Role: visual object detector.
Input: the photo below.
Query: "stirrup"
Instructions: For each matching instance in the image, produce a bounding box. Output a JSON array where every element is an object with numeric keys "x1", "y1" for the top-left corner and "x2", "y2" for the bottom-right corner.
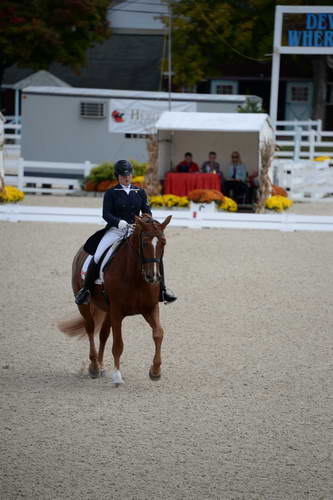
[
  {"x1": 75, "y1": 288, "x2": 91, "y2": 305},
  {"x1": 162, "y1": 289, "x2": 177, "y2": 305}
]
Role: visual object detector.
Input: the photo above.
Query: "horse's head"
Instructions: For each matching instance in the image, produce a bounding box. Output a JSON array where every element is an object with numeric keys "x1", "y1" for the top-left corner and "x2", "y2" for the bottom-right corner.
[{"x1": 134, "y1": 214, "x2": 172, "y2": 284}]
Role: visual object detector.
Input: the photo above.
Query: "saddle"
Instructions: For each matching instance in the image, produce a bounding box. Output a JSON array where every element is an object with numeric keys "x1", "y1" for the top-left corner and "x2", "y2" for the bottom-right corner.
[{"x1": 81, "y1": 236, "x2": 127, "y2": 284}]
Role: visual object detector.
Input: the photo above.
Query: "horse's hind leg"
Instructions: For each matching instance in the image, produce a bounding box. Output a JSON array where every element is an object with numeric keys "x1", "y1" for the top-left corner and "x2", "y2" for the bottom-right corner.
[
  {"x1": 143, "y1": 305, "x2": 164, "y2": 380},
  {"x1": 98, "y1": 313, "x2": 111, "y2": 375},
  {"x1": 79, "y1": 305, "x2": 101, "y2": 378}
]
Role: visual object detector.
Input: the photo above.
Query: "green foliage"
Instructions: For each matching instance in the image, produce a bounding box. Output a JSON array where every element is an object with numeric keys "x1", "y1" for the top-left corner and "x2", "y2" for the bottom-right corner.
[
  {"x1": 84, "y1": 161, "x2": 148, "y2": 185},
  {"x1": 86, "y1": 163, "x2": 115, "y2": 185},
  {"x1": 129, "y1": 159, "x2": 148, "y2": 177},
  {"x1": 0, "y1": 0, "x2": 111, "y2": 76},
  {"x1": 238, "y1": 98, "x2": 265, "y2": 113},
  {"x1": 166, "y1": 0, "x2": 333, "y2": 89}
]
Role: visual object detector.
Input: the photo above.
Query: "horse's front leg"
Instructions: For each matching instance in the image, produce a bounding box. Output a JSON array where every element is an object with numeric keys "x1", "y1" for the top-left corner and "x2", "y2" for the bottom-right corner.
[
  {"x1": 98, "y1": 313, "x2": 111, "y2": 376},
  {"x1": 143, "y1": 305, "x2": 164, "y2": 380},
  {"x1": 110, "y1": 310, "x2": 124, "y2": 385},
  {"x1": 79, "y1": 304, "x2": 101, "y2": 378}
]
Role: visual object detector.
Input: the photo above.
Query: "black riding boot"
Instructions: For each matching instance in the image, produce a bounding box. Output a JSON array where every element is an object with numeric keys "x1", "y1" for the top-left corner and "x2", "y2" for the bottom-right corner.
[
  {"x1": 159, "y1": 259, "x2": 177, "y2": 304},
  {"x1": 75, "y1": 258, "x2": 99, "y2": 305}
]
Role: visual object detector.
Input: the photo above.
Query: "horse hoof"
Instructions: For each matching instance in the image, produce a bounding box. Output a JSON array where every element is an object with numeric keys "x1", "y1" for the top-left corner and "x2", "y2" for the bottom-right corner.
[
  {"x1": 111, "y1": 369, "x2": 124, "y2": 385},
  {"x1": 149, "y1": 368, "x2": 161, "y2": 381},
  {"x1": 88, "y1": 365, "x2": 101, "y2": 379}
]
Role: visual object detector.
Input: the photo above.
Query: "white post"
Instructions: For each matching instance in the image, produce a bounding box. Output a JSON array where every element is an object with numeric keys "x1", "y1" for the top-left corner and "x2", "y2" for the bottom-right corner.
[
  {"x1": 15, "y1": 90, "x2": 20, "y2": 141},
  {"x1": 0, "y1": 113, "x2": 4, "y2": 184},
  {"x1": 293, "y1": 127, "x2": 302, "y2": 162},
  {"x1": 17, "y1": 157, "x2": 24, "y2": 191},
  {"x1": 269, "y1": 6, "x2": 282, "y2": 126},
  {"x1": 309, "y1": 130, "x2": 315, "y2": 160},
  {"x1": 270, "y1": 52, "x2": 280, "y2": 127},
  {"x1": 84, "y1": 161, "x2": 91, "y2": 177}
]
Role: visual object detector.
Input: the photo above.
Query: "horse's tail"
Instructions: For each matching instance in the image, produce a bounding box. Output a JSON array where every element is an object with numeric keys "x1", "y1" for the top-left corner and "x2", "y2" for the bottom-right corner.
[{"x1": 57, "y1": 305, "x2": 106, "y2": 338}]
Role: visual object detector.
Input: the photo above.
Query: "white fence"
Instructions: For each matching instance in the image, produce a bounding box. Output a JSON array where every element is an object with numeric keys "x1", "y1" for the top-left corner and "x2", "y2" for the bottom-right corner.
[
  {"x1": 4, "y1": 159, "x2": 95, "y2": 194},
  {"x1": 275, "y1": 120, "x2": 333, "y2": 162},
  {"x1": 1, "y1": 204, "x2": 333, "y2": 232},
  {"x1": 4, "y1": 116, "x2": 22, "y2": 163},
  {"x1": 273, "y1": 158, "x2": 333, "y2": 201}
]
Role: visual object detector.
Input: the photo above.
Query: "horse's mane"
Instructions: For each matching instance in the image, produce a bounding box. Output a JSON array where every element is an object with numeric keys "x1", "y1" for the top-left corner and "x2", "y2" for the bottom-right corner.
[{"x1": 132, "y1": 215, "x2": 163, "y2": 237}]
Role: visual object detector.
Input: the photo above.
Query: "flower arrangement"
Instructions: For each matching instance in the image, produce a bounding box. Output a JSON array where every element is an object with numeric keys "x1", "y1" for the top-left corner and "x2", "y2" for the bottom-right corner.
[
  {"x1": 0, "y1": 185, "x2": 24, "y2": 203},
  {"x1": 314, "y1": 156, "x2": 331, "y2": 162},
  {"x1": 218, "y1": 196, "x2": 238, "y2": 212},
  {"x1": 271, "y1": 185, "x2": 288, "y2": 197},
  {"x1": 187, "y1": 189, "x2": 224, "y2": 204},
  {"x1": 132, "y1": 176, "x2": 145, "y2": 187},
  {"x1": 82, "y1": 161, "x2": 148, "y2": 191},
  {"x1": 265, "y1": 195, "x2": 293, "y2": 212},
  {"x1": 149, "y1": 194, "x2": 189, "y2": 208}
]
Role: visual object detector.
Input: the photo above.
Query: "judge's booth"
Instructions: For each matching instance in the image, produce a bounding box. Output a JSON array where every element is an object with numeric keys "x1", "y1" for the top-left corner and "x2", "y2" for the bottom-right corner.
[{"x1": 156, "y1": 112, "x2": 274, "y2": 195}]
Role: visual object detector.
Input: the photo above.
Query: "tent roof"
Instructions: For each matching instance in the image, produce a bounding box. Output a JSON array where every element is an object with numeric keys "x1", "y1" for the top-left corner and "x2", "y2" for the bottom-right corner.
[
  {"x1": 13, "y1": 70, "x2": 71, "y2": 90},
  {"x1": 156, "y1": 111, "x2": 272, "y2": 133},
  {"x1": 22, "y1": 86, "x2": 255, "y2": 103}
]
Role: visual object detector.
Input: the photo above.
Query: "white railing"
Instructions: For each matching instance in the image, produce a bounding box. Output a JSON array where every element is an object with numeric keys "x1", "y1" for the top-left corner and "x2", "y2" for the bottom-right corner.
[
  {"x1": 275, "y1": 120, "x2": 333, "y2": 162},
  {"x1": 2, "y1": 204, "x2": 333, "y2": 232},
  {"x1": 273, "y1": 158, "x2": 333, "y2": 202},
  {"x1": 4, "y1": 117, "x2": 21, "y2": 145},
  {"x1": 4, "y1": 158, "x2": 95, "y2": 194}
]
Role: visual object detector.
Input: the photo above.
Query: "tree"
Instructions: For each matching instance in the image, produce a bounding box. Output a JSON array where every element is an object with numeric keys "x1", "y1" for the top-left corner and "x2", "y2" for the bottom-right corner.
[
  {"x1": 0, "y1": 0, "x2": 111, "y2": 91},
  {"x1": 166, "y1": 0, "x2": 332, "y2": 122},
  {"x1": 0, "y1": 0, "x2": 111, "y2": 190}
]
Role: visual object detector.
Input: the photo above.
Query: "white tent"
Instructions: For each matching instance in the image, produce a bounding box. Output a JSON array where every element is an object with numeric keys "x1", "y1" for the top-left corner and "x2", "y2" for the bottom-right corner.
[{"x1": 156, "y1": 111, "x2": 274, "y2": 178}]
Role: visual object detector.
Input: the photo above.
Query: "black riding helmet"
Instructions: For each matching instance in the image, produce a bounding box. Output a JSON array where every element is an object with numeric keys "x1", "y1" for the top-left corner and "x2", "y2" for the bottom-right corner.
[{"x1": 114, "y1": 160, "x2": 133, "y2": 177}]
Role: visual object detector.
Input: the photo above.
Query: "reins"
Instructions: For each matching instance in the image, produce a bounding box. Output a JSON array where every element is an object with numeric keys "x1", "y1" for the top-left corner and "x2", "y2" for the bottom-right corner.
[{"x1": 126, "y1": 224, "x2": 164, "y2": 281}]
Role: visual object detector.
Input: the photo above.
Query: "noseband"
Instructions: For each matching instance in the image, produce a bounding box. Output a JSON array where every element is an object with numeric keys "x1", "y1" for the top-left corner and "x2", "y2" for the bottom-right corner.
[{"x1": 139, "y1": 231, "x2": 163, "y2": 265}]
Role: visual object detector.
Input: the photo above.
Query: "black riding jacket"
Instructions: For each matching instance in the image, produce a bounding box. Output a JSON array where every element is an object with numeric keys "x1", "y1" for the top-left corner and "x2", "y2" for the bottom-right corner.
[{"x1": 103, "y1": 184, "x2": 152, "y2": 228}]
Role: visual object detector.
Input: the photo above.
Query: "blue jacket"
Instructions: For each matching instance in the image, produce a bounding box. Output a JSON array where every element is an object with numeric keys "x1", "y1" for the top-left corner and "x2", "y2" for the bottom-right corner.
[
  {"x1": 103, "y1": 184, "x2": 152, "y2": 228},
  {"x1": 84, "y1": 184, "x2": 152, "y2": 255}
]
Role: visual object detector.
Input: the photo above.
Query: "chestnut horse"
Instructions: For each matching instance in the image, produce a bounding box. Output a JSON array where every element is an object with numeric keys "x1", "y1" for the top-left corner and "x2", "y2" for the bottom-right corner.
[{"x1": 58, "y1": 214, "x2": 172, "y2": 384}]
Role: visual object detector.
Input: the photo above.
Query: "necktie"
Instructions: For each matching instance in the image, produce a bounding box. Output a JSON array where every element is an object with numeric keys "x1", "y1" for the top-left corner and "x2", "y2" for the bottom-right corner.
[{"x1": 233, "y1": 166, "x2": 237, "y2": 179}]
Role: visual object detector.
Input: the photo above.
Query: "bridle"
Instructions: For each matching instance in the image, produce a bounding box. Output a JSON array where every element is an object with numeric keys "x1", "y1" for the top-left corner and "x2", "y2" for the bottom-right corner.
[{"x1": 127, "y1": 225, "x2": 165, "y2": 283}]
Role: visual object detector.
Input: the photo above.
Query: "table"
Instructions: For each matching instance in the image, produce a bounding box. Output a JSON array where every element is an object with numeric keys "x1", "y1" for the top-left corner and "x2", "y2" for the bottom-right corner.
[{"x1": 164, "y1": 173, "x2": 221, "y2": 197}]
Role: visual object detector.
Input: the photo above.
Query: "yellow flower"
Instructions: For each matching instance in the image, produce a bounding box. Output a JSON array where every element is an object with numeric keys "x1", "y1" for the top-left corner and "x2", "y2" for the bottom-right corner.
[
  {"x1": 314, "y1": 156, "x2": 331, "y2": 162},
  {"x1": 149, "y1": 195, "x2": 164, "y2": 207},
  {"x1": 132, "y1": 176, "x2": 145, "y2": 185},
  {"x1": 0, "y1": 186, "x2": 25, "y2": 203},
  {"x1": 149, "y1": 194, "x2": 189, "y2": 208},
  {"x1": 218, "y1": 196, "x2": 238, "y2": 212},
  {"x1": 178, "y1": 196, "x2": 189, "y2": 207},
  {"x1": 265, "y1": 195, "x2": 293, "y2": 211}
]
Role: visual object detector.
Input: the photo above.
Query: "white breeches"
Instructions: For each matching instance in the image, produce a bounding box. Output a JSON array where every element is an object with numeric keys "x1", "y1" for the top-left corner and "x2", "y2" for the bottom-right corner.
[{"x1": 94, "y1": 227, "x2": 126, "y2": 263}]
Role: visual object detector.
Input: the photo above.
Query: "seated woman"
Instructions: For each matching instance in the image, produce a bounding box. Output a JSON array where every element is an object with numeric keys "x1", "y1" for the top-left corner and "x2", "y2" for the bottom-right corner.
[
  {"x1": 75, "y1": 160, "x2": 177, "y2": 305},
  {"x1": 176, "y1": 152, "x2": 199, "y2": 173}
]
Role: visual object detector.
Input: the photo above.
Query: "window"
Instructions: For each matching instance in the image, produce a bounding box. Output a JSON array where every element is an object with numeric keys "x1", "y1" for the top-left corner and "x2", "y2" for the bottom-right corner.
[
  {"x1": 211, "y1": 80, "x2": 238, "y2": 94},
  {"x1": 80, "y1": 101, "x2": 106, "y2": 119},
  {"x1": 291, "y1": 86, "x2": 309, "y2": 102}
]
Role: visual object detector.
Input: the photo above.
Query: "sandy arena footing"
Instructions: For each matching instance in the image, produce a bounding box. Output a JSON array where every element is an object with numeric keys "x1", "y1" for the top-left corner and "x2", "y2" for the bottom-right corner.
[{"x1": 0, "y1": 197, "x2": 332, "y2": 499}]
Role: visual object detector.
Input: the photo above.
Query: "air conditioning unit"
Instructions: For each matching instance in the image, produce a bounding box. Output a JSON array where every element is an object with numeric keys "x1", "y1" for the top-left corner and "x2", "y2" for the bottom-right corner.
[{"x1": 80, "y1": 101, "x2": 106, "y2": 119}]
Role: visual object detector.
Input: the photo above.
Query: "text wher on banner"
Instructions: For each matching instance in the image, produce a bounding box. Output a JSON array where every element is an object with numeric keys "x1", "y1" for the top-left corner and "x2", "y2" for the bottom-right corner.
[
  {"x1": 282, "y1": 12, "x2": 333, "y2": 48},
  {"x1": 109, "y1": 99, "x2": 196, "y2": 134}
]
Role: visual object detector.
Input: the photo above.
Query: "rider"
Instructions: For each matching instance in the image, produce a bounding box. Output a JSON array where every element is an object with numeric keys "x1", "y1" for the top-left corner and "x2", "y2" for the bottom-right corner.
[{"x1": 75, "y1": 159, "x2": 177, "y2": 305}]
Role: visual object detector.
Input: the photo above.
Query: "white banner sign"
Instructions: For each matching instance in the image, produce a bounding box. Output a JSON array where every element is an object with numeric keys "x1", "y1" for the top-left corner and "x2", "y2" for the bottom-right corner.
[{"x1": 109, "y1": 99, "x2": 196, "y2": 134}]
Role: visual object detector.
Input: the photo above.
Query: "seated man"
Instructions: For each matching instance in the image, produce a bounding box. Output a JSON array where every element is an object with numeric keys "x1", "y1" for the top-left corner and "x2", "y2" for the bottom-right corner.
[
  {"x1": 224, "y1": 151, "x2": 249, "y2": 203},
  {"x1": 201, "y1": 151, "x2": 221, "y2": 174},
  {"x1": 201, "y1": 151, "x2": 224, "y2": 191},
  {"x1": 176, "y1": 152, "x2": 199, "y2": 173}
]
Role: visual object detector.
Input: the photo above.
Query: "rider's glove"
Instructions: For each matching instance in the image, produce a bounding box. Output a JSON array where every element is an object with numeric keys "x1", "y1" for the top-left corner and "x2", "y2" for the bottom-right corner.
[{"x1": 118, "y1": 220, "x2": 128, "y2": 230}]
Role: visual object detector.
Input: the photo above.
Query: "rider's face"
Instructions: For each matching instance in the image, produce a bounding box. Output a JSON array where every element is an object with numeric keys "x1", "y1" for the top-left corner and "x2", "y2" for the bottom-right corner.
[{"x1": 119, "y1": 174, "x2": 132, "y2": 186}]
